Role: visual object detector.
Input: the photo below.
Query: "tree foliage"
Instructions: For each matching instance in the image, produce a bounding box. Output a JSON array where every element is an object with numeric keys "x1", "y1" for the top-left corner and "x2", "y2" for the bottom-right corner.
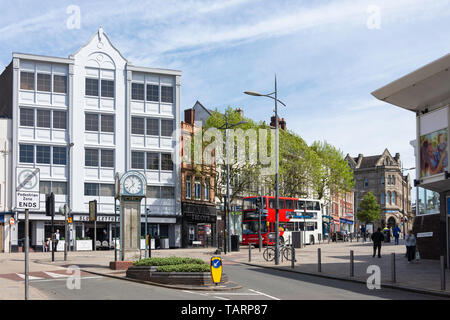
[{"x1": 356, "y1": 192, "x2": 381, "y2": 223}]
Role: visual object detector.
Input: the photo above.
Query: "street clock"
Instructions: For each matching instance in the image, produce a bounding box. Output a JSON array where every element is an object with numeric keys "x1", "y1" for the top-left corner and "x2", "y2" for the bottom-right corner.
[{"x1": 115, "y1": 171, "x2": 147, "y2": 198}]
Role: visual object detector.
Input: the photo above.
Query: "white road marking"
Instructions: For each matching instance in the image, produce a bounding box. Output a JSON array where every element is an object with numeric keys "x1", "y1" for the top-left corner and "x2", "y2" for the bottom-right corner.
[
  {"x1": 44, "y1": 271, "x2": 69, "y2": 278},
  {"x1": 28, "y1": 276, "x2": 102, "y2": 283},
  {"x1": 16, "y1": 273, "x2": 44, "y2": 280},
  {"x1": 248, "y1": 289, "x2": 280, "y2": 300}
]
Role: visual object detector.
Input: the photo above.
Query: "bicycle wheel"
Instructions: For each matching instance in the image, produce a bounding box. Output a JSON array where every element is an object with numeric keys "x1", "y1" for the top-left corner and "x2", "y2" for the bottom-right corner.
[
  {"x1": 283, "y1": 247, "x2": 292, "y2": 261},
  {"x1": 263, "y1": 247, "x2": 275, "y2": 261}
]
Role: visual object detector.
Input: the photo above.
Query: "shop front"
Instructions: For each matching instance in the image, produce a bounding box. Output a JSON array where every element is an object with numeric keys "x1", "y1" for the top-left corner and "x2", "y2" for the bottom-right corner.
[
  {"x1": 181, "y1": 202, "x2": 216, "y2": 248},
  {"x1": 372, "y1": 52, "x2": 450, "y2": 261}
]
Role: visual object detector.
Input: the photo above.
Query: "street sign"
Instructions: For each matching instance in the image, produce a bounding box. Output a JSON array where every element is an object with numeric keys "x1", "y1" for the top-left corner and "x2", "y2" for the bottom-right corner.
[
  {"x1": 68, "y1": 217, "x2": 72, "y2": 224},
  {"x1": 89, "y1": 200, "x2": 97, "y2": 221},
  {"x1": 17, "y1": 192, "x2": 40, "y2": 210},
  {"x1": 16, "y1": 168, "x2": 40, "y2": 210},
  {"x1": 9, "y1": 217, "x2": 15, "y2": 226},
  {"x1": 210, "y1": 256, "x2": 223, "y2": 285}
]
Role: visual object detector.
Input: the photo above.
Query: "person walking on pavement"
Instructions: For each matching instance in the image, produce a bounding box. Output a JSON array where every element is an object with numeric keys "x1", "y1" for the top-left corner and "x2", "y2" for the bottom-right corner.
[
  {"x1": 53, "y1": 229, "x2": 60, "y2": 252},
  {"x1": 371, "y1": 227, "x2": 385, "y2": 258},
  {"x1": 382, "y1": 225, "x2": 390, "y2": 243},
  {"x1": 361, "y1": 225, "x2": 367, "y2": 243},
  {"x1": 393, "y1": 224, "x2": 401, "y2": 245},
  {"x1": 154, "y1": 232, "x2": 160, "y2": 249},
  {"x1": 405, "y1": 230, "x2": 417, "y2": 263}
]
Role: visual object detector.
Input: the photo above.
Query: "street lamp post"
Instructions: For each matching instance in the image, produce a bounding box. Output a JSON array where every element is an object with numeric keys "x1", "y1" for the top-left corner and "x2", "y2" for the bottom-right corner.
[
  {"x1": 244, "y1": 75, "x2": 286, "y2": 265},
  {"x1": 401, "y1": 166, "x2": 415, "y2": 238}
]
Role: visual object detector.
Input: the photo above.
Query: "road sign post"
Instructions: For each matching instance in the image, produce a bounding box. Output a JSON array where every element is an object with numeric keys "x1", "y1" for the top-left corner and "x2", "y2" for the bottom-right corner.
[
  {"x1": 46, "y1": 193, "x2": 55, "y2": 261},
  {"x1": 16, "y1": 168, "x2": 40, "y2": 298},
  {"x1": 89, "y1": 200, "x2": 97, "y2": 251},
  {"x1": 210, "y1": 256, "x2": 223, "y2": 286}
]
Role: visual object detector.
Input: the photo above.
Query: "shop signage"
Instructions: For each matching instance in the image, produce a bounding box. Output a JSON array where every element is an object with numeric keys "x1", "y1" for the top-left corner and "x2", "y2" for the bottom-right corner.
[
  {"x1": 75, "y1": 215, "x2": 120, "y2": 222},
  {"x1": 417, "y1": 232, "x2": 433, "y2": 238}
]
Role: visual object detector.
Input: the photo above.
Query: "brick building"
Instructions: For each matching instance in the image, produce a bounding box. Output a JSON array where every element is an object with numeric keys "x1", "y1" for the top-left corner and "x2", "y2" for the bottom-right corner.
[
  {"x1": 180, "y1": 107, "x2": 217, "y2": 248},
  {"x1": 346, "y1": 149, "x2": 413, "y2": 232}
]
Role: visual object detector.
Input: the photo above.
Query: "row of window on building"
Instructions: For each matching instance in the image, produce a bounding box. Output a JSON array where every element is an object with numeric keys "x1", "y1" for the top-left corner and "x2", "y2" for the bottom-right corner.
[
  {"x1": 19, "y1": 108, "x2": 175, "y2": 137},
  {"x1": 37, "y1": 181, "x2": 175, "y2": 199},
  {"x1": 185, "y1": 176, "x2": 211, "y2": 201},
  {"x1": 380, "y1": 191, "x2": 398, "y2": 205},
  {"x1": 19, "y1": 71, "x2": 175, "y2": 104},
  {"x1": 20, "y1": 71, "x2": 67, "y2": 93},
  {"x1": 19, "y1": 143, "x2": 175, "y2": 172},
  {"x1": 363, "y1": 175, "x2": 399, "y2": 187}
]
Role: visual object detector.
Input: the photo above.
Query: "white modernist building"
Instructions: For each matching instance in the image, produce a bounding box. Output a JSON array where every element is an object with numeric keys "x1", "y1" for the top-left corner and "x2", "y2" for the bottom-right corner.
[{"x1": 0, "y1": 28, "x2": 182, "y2": 251}]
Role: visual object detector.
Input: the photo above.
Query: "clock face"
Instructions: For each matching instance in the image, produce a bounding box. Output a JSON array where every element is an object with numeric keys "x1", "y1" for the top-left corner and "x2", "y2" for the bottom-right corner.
[{"x1": 123, "y1": 175, "x2": 142, "y2": 195}]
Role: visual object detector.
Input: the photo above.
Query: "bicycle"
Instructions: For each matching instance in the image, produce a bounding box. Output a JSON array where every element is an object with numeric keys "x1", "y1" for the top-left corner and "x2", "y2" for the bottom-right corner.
[{"x1": 263, "y1": 244, "x2": 294, "y2": 262}]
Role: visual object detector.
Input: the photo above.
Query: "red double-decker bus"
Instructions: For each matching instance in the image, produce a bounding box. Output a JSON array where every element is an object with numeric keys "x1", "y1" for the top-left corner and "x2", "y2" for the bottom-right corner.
[{"x1": 241, "y1": 196, "x2": 294, "y2": 246}]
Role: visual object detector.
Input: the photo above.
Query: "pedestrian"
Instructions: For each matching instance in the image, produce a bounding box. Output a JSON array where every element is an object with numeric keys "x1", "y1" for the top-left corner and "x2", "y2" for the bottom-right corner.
[
  {"x1": 371, "y1": 227, "x2": 385, "y2": 258},
  {"x1": 53, "y1": 229, "x2": 60, "y2": 252},
  {"x1": 44, "y1": 238, "x2": 50, "y2": 252},
  {"x1": 393, "y1": 224, "x2": 401, "y2": 245},
  {"x1": 405, "y1": 230, "x2": 417, "y2": 263},
  {"x1": 383, "y1": 225, "x2": 390, "y2": 243},
  {"x1": 361, "y1": 225, "x2": 367, "y2": 243},
  {"x1": 154, "y1": 232, "x2": 160, "y2": 249}
]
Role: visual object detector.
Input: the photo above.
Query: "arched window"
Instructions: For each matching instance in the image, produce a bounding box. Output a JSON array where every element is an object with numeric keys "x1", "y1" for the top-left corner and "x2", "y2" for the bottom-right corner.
[
  {"x1": 387, "y1": 191, "x2": 391, "y2": 204},
  {"x1": 392, "y1": 192, "x2": 396, "y2": 205},
  {"x1": 392, "y1": 176, "x2": 396, "y2": 185}
]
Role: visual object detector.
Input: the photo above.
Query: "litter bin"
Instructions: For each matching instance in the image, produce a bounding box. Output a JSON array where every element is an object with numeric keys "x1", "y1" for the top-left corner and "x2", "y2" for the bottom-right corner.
[
  {"x1": 231, "y1": 235, "x2": 240, "y2": 252},
  {"x1": 291, "y1": 231, "x2": 301, "y2": 248},
  {"x1": 384, "y1": 231, "x2": 390, "y2": 243}
]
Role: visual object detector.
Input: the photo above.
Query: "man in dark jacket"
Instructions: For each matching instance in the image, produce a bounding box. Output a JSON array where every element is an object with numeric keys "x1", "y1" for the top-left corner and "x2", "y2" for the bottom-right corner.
[{"x1": 371, "y1": 228, "x2": 385, "y2": 258}]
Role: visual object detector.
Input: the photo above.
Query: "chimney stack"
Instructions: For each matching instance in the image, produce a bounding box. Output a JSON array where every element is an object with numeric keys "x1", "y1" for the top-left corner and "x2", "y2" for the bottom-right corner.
[{"x1": 184, "y1": 108, "x2": 195, "y2": 125}]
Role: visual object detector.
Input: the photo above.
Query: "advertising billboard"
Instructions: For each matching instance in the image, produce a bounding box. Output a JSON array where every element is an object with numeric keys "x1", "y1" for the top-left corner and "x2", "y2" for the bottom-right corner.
[{"x1": 419, "y1": 127, "x2": 448, "y2": 178}]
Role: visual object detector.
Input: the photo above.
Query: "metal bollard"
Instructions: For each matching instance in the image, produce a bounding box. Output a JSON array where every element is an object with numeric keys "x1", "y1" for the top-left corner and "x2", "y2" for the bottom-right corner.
[
  {"x1": 318, "y1": 248, "x2": 322, "y2": 272},
  {"x1": 391, "y1": 253, "x2": 396, "y2": 283},
  {"x1": 441, "y1": 255, "x2": 446, "y2": 291},
  {"x1": 291, "y1": 246, "x2": 295, "y2": 269},
  {"x1": 248, "y1": 243, "x2": 252, "y2": 262},
  {"x1": 350, "y1": 250, "x2": 354, "y2": 277}
]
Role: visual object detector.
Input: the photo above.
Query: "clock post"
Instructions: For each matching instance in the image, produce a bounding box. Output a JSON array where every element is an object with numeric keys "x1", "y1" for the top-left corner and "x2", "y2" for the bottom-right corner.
[{"x1": 114, "y1": 171, "x2": 147, "y2": 263}]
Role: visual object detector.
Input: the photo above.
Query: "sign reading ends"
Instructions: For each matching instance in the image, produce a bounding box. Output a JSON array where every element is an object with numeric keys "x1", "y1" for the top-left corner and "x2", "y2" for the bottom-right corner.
[{"x1": 16, "y1": 168, "x2": 40, "y2": 210}]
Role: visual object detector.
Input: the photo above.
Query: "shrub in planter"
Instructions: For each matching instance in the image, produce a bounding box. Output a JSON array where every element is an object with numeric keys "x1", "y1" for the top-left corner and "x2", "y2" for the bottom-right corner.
[
  {"x1": 157, "y1": 264, "x2": 210, "y2": 273},
  {"x1": 133, "y1": 257, "x2": 206, "y2": 266}
]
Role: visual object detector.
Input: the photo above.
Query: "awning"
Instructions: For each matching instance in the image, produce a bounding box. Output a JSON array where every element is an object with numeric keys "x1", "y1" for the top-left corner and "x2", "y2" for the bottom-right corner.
[
  {"x1": 372, "y1": 53, "x2": 450, "y2": 113},
  {"x1": 340, "y1": 218, "x2": 354, "y2": 225}
]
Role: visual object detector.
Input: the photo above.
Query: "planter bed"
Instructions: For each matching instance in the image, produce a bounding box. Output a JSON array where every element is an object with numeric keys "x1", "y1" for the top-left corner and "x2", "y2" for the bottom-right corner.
[{"x1": 126, "y1": 266, "x2": 228, "y2": 286}]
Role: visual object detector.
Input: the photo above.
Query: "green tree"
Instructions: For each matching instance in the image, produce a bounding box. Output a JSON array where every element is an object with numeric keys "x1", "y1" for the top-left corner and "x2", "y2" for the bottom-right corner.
[
  {"x1": 356, "y1": 192, "x2": 381, "y2": 224},
  {"x1": 310, "y1": 141, "x2": 355, "y2": 201}
]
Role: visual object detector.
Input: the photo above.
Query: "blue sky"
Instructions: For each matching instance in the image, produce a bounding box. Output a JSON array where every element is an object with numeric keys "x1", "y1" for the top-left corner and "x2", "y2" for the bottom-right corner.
[{"x1": 1, "y1": 0, "x2": 450, "y2": 186}]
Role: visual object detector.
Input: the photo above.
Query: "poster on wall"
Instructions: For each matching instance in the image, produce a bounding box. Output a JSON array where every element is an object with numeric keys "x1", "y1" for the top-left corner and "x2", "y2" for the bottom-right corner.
[{"x1": 420, "y1": 127, "x2": 448, "y2": 178}]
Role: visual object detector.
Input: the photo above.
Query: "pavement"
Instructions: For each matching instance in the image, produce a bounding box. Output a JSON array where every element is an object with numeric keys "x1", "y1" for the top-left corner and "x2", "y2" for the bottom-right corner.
[{"x1": 1, "y1": 239, "x2": 449, "y2": 299}]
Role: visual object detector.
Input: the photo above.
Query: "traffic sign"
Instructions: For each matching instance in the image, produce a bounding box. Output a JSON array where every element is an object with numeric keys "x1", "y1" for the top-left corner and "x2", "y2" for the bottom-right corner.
[
  {"x1": 210, "y1": 256, "x2": 223, "y2": 285},
  {"x1": 16, "y1": 168, "x2": 40, "y2": 210},
  {"x1": 68, "y1": 217, "x2": 72, "y2": 224},
  {"x1": 9, "y1": 217, "x2": 15, "y2": 226}
]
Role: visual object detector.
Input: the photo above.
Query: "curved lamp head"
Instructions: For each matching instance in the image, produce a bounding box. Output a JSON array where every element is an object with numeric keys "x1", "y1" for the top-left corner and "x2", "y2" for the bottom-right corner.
[{"x1": 244, "y1": 91, "x2": 263, "y2": 97}]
